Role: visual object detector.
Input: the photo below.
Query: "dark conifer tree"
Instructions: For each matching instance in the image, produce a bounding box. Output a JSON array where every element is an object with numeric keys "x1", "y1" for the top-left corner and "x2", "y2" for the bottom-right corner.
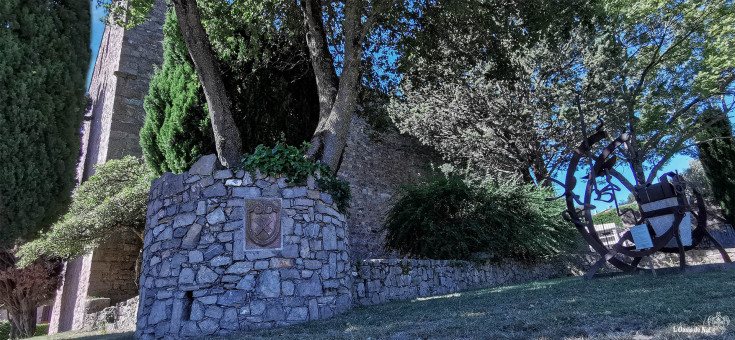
[
  {"x1": 697, "y1": 109, "x2": 735, "y2": 226},
  {"x1": 140, "y1": 9, "x2": 319, "y2": 176},
  {"x1": 0, "y1": 0, "x2": 90, "y2": 247}
]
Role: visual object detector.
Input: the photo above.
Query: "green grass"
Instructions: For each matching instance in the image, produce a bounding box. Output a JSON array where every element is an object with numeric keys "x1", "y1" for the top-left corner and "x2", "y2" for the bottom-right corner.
[
  {"x1": 222, "y1": 269, "x2": 735, "y2": 340},
  {"x1": 34, "y1": 269, "x2": 735, "y2": 340}
]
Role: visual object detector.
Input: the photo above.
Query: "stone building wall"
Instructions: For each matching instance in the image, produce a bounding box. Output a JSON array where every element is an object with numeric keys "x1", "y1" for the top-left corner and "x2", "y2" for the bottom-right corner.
[
  {"x1": 136, "y1": 155, "x2": 351, "y2": 339},
  {"x1": 50, "y1": 0, "x2": 166, "y2": 334},
  {"x1": 88, "y1": 231, "x2": 144, "y2": 304},
  {"x1": 338, "y1": 117, "x2": 441, "y2": 259}
]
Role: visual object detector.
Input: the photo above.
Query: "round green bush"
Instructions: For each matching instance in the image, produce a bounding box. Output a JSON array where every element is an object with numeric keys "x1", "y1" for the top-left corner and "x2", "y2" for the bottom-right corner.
[{"x1": 384, "y1": 176, "x2": 576, "y2": 262}]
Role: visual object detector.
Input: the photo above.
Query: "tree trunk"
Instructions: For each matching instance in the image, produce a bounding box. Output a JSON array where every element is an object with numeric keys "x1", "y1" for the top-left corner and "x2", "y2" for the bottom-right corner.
[
  {"x1": 172, "y1": 0, "x2": 243, "y2": 168},
  {"x1": 300, "y1": 0, "x2": 339, "y2": 126},
  {"x1": 301, "y1": 0, "x2": 366, "y2": 172},
  {"x1": 8, "y1": 302, "x2": 37, "y2": 339}
]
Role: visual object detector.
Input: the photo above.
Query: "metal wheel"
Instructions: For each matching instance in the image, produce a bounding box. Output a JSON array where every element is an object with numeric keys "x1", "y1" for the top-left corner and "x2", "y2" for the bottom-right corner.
[{"x1": 553, "y1": 130, "x2": 731, "y2": 277}]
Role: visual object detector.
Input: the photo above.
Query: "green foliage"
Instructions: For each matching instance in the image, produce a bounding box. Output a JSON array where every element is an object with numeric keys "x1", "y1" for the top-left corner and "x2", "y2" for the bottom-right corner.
[
  {"x1": 17, "y1": 157, "x2": 150, "y2": 266},
  {"x1": 591, "y1": 203, "x2": 638, "y2": 228},
  {"x1": 0, "y1": 0, "x2": 90, "y2": 247},
  {"x1": 0, "y1": 319, "x2": 47, "y2": 339},
  {"x1": 550, "y1": 0, "x2": 735, "y2": 187},
  {"x1": 0, "y1": 320, "x2": 8, "y2": 340},
  {"x1": 383, "y1": 175, "x2": 576, "y2": 261},
  {"x1": 697, "y1": 110, "x2": 735, "y2": 225},
  {"x1": 239, "y1": 141, "x2": 351, "y2": 214},
  {"x1": 34, "y1": 323, "x2": 49, "y2": 336},
  {"x1": 682, "y1": 159, "x2": 714, "y2": 201},
  {"x1": 140, "y1": 8, "x2": 319, "y2": 176},
  {"x1": 141, "y1": 10, "x2": 213, "y2": 176}
]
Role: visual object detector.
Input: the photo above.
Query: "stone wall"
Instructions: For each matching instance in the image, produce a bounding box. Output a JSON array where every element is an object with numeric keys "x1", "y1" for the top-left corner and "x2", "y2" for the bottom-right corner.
[
  {"x1": 88, "y1": 230, "x2": 143, "y2": 304},
  {"x1": 82, "y1": 296, "x2": 139, "y2": 333},
  {"x1": 51, "y1": 0, "x2": 166, "y2": 334},
  {"x1": 338, "y1": 117, "x2": 441, "y2": 260},
  {"x1": 136, "y1": 155, "x2": 351, "y2": 339},
  {"x1": 351, "y1": 259, "x2": 562, "y2": 306}
]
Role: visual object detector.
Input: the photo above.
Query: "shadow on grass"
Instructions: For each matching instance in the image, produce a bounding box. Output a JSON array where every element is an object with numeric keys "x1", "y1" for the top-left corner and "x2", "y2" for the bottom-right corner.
[
  {"x1": 31, "y1": 331, "x2": 134, "y2": 340},
  {"x1": 34, "y1": 269, "x2": 735, "y2": 339}
]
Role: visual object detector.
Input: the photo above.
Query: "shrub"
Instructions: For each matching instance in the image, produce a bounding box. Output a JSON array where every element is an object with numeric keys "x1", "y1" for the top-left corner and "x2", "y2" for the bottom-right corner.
[
  {"x1": 383, "y1": 175, "x2": 576, "y2": 262},
  {"x1": 0, "y1": 320, "x2": 9, "y2": 340},
  {"x1": 591, "y1": 203, "x2": 638, "y2": 228},
  {"x1": 239, "y1": 141, "x2": 351, "y2": 214},
  {"x1": 34, "y1": 323, "x2": 49, "y2": 336}
]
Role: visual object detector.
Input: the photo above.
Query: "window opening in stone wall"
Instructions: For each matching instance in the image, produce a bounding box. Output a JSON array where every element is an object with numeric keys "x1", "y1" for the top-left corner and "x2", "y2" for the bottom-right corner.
[{"x1": 182, "y1": 291, "x2": 193, "y2": 321}]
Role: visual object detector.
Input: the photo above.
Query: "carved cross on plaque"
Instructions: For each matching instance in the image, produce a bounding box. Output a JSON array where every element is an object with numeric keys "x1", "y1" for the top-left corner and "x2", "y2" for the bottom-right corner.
[{"x1": 245, "y1": 199, "x2": 282, "y2": 249}]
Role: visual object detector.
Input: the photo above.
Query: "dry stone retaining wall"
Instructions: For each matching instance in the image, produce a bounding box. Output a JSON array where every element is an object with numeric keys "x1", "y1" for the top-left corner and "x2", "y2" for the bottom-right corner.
[
  {"x1": 136, "y1": 155, "x2": 351, "y2": 339},
  {"x1": 351, "y1": 259, "x2": 561, "y2": 306}
]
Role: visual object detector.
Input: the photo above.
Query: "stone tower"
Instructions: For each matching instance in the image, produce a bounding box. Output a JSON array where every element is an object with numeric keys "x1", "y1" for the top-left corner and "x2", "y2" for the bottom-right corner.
[
  {"x1": 48, "y1": 0, "x2": 438, "y2": 333},
  {"x1": 49, "y1": 1, "x2": 166, "y2": 333}
]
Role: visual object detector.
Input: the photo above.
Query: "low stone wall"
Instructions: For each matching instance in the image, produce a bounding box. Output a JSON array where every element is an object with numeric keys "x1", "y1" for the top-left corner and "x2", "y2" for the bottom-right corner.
[
  {"x1": 83, "y1": 296, "x2": 139, "y2": 333},
  {"x1": 136, "y1": 155, "x2": 351, "y2": 339},
  {"x1": 351, "y1": 259, "x2": 563, "y2": 306}
]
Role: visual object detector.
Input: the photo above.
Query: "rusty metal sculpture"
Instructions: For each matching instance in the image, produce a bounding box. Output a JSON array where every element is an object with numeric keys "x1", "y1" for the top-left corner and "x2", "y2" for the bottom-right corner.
[{"x1": 551, "y1": 130, "x2": 732, "y2": 278}]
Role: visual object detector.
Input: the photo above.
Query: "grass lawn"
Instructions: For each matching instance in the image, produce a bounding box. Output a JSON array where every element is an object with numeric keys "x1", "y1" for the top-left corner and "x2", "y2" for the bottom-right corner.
[{"x1": 36, "y1": 268, "x2": 735, "y2": 340}]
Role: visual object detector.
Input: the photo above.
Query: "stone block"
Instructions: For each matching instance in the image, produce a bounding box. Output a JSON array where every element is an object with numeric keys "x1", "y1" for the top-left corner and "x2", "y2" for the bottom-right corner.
[
  {"x1": 204, "y1": 305, "x2": 223, "y2": 319},
  {"x1": 203, "y1": 183, "x2": 227, "y2": 198},
  {"x1": 236, "y1": 275, "x2": 256, "y2": 291},
  {"x1": 189, "y1": 250, "x2": 203, "y2": 263},
  {"x1": 233, "y1": 187, "x2": 261, "y2": 198},
  {"x1": 189, "y1": 154, "x2": 218, "y2": 176},
  {"x1": 206, "y1": 208, "x2": 226, "y2": 225},
  {"x1": 196, "y1": 267, "x2": 218, "y2": 284},
  {"x1": 264, "y1": 303, "x2": 285, "y2": 322},
  {"x1": 214, "y1": 169, "x2": 233, "y2": 179},
  {"x1": 198, "y1": 318, "x2": 219, "y2": 335},
  {"x1": 256, "y1": 270, "x2": 281, "y2": 298},
  {"x1": 181, "y1": 224, "x2": 202, "y2": 249},
  {"x1": 210, "y1": 256, "x2": 232, "y2": 267},
  {"x1": 148, "y1": 300, "x2": 167, "y2": 325},
  {"x1": 203, "y1": 244, "x2": 224, "y2": 260},
  {"x1": 179, "y1": 268, "x2": 195, "y2": 284},
  {"x1": 225, "y1": 262, "x2": 252, "y2": 274},
  {"x1": 296, "y1": 276, "x2": 322, "y2": 297},
  {"x1": 286, "y1": 307, "x2": 308, "y2": 321},
  {"x1": 218, "y1": 290, "x2": 243, "y2": 306},
  {"x1": 323, "y1": 225, "x2": 337, "y2": 250},
  {"x1": 174, "y1": 213, "x2": 196, "y2": 228},
  {"x1": 221, "y1": 308, "x2": 239, "y2": 330}
]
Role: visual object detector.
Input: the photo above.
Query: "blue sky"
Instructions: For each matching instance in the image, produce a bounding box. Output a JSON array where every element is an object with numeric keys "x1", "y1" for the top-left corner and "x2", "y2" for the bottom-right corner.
[
  {"x1": 85, "y1": 2, "x2": 106, "y2": 88},
  {"x1": 83, "y1": 1, "x2": 696, "y2": 206}
]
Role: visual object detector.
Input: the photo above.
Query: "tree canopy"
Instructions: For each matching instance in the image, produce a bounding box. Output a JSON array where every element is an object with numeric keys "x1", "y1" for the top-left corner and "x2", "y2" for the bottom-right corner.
[
  {"x1": 17, "y1": 157, "x2": 150, "y2": 266},
  {"x1": 565, "y1": 0, "x2": 735, "y2": 189},
  {"x1": 0, "y1": 0, "x2": 90, "y2": 247},
  {"x1": 140, "y1": 8, "x2": 319, "y2": 175}
]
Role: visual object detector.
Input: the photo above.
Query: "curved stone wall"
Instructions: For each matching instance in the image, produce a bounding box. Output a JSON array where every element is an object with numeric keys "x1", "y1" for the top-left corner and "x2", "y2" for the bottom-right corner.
[{"x1": 135, "y1": 155, "x2": 351, "y2": 339}]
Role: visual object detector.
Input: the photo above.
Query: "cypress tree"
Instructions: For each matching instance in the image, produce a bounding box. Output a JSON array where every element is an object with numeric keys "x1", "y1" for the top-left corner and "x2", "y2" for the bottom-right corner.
[
  {"x1": 697, "y1": 109, "x2": 735, "y2": 225},
  {"x1": 0, "y1": 0, "x2": 90, "y2": 246},
  {"x1": 140, "y1": 10, "x2": 319, "y2": 176}
]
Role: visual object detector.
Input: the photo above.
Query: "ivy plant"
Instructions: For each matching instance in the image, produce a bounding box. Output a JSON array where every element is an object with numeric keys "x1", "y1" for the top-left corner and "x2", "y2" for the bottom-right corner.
[{"x1": 239, "y1": 141, "x2": 351, "y2": 214}]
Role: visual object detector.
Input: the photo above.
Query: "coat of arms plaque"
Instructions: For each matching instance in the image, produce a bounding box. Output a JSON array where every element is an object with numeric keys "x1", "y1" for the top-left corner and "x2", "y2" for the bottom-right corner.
[{"x1": 244, "y1": 199, "x2": 281, "y2": 249}]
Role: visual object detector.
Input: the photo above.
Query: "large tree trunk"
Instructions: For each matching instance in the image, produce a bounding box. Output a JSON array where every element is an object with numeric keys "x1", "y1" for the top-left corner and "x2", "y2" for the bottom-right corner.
[
  {"x1": 172, "y1": 0, "x2": 243, "y2": 168},
  {"x1": 8, "y1": 302, "x2": 37, "y2": 339},
  {"x1": 301, "y1": 0, "x2": 366, "y2": 172}
]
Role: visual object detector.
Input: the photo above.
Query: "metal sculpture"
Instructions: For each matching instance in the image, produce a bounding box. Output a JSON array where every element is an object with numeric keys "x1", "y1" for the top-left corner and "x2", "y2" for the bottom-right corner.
[{"x1": 551, "y1": 130, "x2": 732, "y2": 278}]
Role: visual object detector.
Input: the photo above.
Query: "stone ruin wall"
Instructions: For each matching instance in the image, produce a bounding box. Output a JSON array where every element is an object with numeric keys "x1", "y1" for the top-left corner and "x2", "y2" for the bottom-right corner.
[
  {"x1": 338, "y1": 117, "x2": 442, "y2": 259},
  {"x1": 50, "y1": 0, "x2": 166, "y2": 334},
  {"x1": 87, "y1": 231, "x2": 144, "y2": 303},
  {"x1": 136, "y1": 155, "x2": 351, "y2": 339}
]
